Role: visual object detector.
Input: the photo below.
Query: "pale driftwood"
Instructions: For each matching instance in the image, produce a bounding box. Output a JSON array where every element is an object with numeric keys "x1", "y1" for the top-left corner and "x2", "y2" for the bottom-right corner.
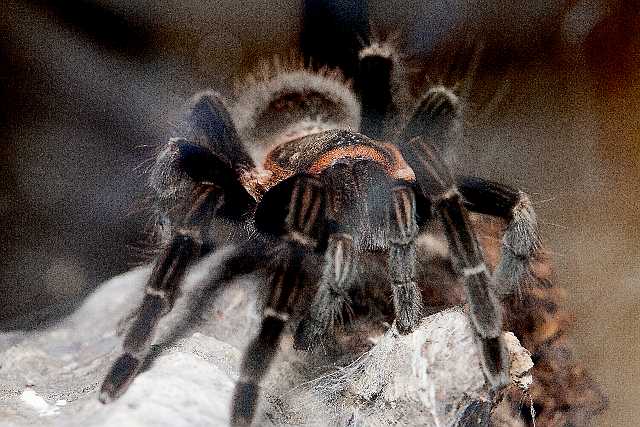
[{"x1": 0, "y1": 249, "x2": 532, "y2": 426}]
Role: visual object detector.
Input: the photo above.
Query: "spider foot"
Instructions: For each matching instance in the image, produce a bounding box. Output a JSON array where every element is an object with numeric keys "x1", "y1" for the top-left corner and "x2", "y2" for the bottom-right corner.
[
  {"x1": 402, "y1": 85, "x2": 462, "y2": 145},
  {"x1": 230, "y1": 382, "x2": 260, "y2": 426},
  {"x1": 394, "y1": 302, "x2": 423, "y2": 335},
  {"x1": 493, "y1": 252, "x2": 533, "y2": 296},
  {"x1": 293, "y1": 318, "x2": 324, "y2": 351},
  {"x1": 493, "y1": 192, "x2": 540, "y2": 296},
  {"x1": 392, "y1": 281, "x2": 424, "y2": 335},
  {"x1": 99, "y1": 353, "x2": 142, "y2": 403},
  {"x1": 477, "y1": 335, "x2": 510, "y2": 390},
  {"x1": 420, "y1": 86, "x2": 461, "y2": 123}
]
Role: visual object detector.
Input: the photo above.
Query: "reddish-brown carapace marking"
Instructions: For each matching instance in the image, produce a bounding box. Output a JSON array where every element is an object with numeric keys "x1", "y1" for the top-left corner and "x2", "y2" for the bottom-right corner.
[
  {"x1": 307, "y1": 145, "x2": 388, "y2": 174},
  {"x1": 257, "y1": 130, "x2": 416, "y2": 195}
]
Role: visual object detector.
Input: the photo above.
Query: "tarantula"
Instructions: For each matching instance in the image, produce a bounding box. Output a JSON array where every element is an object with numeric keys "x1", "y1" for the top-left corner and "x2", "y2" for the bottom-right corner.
[{"x1": 98, "y1": 42, "x2": 539, "y2": 425}]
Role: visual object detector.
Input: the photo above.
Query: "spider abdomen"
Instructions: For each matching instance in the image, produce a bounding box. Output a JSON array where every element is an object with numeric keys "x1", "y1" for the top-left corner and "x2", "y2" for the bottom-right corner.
[{"x1": 232, "y1": 68, "x2": 360, "y2": 150}]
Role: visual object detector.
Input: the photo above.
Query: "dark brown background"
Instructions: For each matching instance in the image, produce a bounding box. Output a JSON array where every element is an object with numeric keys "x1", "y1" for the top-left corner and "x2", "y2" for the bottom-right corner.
[{"x1": 1, "y1": 1, "x2": 638, "y2": 425}]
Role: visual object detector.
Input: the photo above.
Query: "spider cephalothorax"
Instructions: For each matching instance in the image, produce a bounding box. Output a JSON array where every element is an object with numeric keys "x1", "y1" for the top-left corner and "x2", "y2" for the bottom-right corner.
[{"x1": 99, "y1": 43, "x2": 541, "y2": 426}]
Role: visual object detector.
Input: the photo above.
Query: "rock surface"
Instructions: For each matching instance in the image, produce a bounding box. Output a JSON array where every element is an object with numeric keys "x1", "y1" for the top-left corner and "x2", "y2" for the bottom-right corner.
[{"x1": 0, "y1": 251, "x2": 532, "y2": 426}]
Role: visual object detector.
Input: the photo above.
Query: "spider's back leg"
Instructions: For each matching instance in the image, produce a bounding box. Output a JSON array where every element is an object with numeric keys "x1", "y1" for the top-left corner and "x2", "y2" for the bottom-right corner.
[
  {"x1": 356, "y1": 43, "x2": 395, "y2": 139},
  {"x1": 301, "y1": 0, "x2": 370, "y2": 79},
  {"x1": 398, "y1": 85, "x2": 463, "y2": 154},
  {"x1": 457, "y1": 176, "x2": 540, "y2": 296}
]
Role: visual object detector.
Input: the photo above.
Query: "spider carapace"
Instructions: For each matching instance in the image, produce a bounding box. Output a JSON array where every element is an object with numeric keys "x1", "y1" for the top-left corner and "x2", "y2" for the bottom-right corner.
[
  {"x1": 99, "y1": 45, "x2": 542, "y2": 426},
  {"x1": 263, "y1": 129, "x2": 415, "y2": 186},
  {"x1": 254, "y1": 128, "x2": 421, "y2": 249}
]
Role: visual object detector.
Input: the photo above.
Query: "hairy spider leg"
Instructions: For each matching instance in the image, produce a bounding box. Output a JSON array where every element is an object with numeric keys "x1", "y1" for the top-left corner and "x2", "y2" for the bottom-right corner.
[
  {"x1": 388, "y1": 184, "x2": 424, "y2": 333},
  {"x1": 435, "y1": 185, "x2": 508, "y2": 388},
  {"x1": 396, "y1": 88, "x2": 508, "y2": 388},
  {"x1": 301, "y1": 0, "x2": 370, "y2": 80},
  {"x1": 293, "y1": 161, "x2": 371, "y2": 350},
  {"x1": 294, "y1": 154, "x2": 425, "y2": 347},
  {"x1": 188, "y1": 91, "x2": 256, "y2": 172},
  {"x1": 100, "y1": 184, "x2": 220, "y2": 402},
  {"x1": 301, "y1": 0, "x2": 398, "y2": 140},
  {"x1": 231, "y1": 175, "x2": 325, "y2": 426},
  {"x1": 403, "y1": 85, "x2": 540, "y2": 297},
  {"x1": 399, "y1": 85, "x2": 463, "y2": 153},
  {"x1": 100, "y1": 92, "x2": 257, "y2": 403},
  {"x1": 356, "y1": 44, "x2": 394, "y2": 139},
  {"x1": 456, "y1": 176, "x2": 540, "y2": 296}
]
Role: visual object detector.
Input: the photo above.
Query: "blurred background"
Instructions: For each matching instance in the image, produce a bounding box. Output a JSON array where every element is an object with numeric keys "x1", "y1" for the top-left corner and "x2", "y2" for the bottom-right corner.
[{"x1": 1, "y1": 0, "x2": 638, "y2": 425}]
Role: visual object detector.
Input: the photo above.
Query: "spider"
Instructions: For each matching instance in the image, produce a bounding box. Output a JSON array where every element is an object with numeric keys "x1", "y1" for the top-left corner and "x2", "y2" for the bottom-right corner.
[{"x1": 98, "y1": 41, "x2": 540, "y2": 426}]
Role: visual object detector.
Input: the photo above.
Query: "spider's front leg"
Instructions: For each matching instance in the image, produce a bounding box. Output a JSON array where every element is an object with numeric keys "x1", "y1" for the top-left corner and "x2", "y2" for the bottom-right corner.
[
  {"x1": 292, "y1": 233, "x2": 356, "y2": 350},
  {"x1": 397, "y1": 89, "x2": 508, "y2": 388},
  {"x1": 100, "y1": 92, "x2": 256, "y2": 403},
  {"x1": 388, "y1": 185, "x2": 425, "y2": 334},
  {"x1": 294, "y1": 162, "x2": 425, "y2": 345},
  {"x1": 231, "y1": 175, "x2": 324, "y2": 426}
]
